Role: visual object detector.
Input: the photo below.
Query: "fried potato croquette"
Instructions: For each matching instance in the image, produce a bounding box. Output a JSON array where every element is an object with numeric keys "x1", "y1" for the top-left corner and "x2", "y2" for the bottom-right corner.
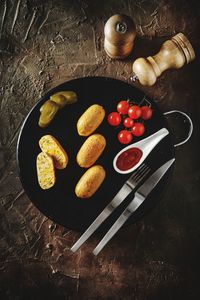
[
  {"x1": 75, "y1": 165, "x2": 106, "y2": 198},
  {"x1": 77, "y1": 104, "x2": 105, "y2": 136},
  {"x1": 36, "y1": 152, "x2": 55, "y2": 189},
  {"x1": 77, "y1": 134, "x2": 106, "y2": 168},
  {"x1": 39, "y1": 135, "x2": 68, "y2": 169}
]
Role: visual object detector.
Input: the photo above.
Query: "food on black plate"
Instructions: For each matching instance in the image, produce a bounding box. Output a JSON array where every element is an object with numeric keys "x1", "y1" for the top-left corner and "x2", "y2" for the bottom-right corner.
[
  {"x1": 141, "y1": 106, "x2": 153, "y2": 120},
  {"x1": 75, "y1": 165, "x2": 106, "y2": 198},
  {"x1": 131, "y1": 122, "x2": 145, "y2": 136},
  {"x1": 77, "y1": 134, "x2": 106, "y2": 168},
  {"x1": 39, "y1": 100, "x2": 60, "y2": 128},
  {"x1": 107, "y1": 112, "x2": 122, "y2": 126},
  {"x1": 39, "y1": 135, "x2": 68, "y2": 169},
  {"x1": 77, "y1": 104, "x2": 105, "y2": 136},
  {"x1": 128, "y1": 105, "x2": 142, "y2": 119},
  {"x1": 118, "y1": 130, "x2": 133, "y2": 144},
  {"x1": 107, "y1": 99, "x2": 153, "y2": 144},
  {"x1": 39, "y1": 91, "x2": 77, "y2": 127},
  {"x1": 123, "y1": 117, "x2": 134, "y2": 128},
  {"x1": 36, "y1": 152, "x2": 56, "y2": 189},
  {"x1": 116, "y1": 147, "x2": 143, "y2": 171},
  {"x1": 50, "y1": 91, "x2": 77, "y2": 108},
  {"x1": 117, "y1": 100, "x2": 130, "y2": 114}
]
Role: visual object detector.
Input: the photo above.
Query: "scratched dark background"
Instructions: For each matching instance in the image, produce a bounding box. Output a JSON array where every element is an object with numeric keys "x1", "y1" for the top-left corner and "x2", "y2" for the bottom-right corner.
[{"x1": 0, "y1": 0, "x2": 200, "y2": 299}]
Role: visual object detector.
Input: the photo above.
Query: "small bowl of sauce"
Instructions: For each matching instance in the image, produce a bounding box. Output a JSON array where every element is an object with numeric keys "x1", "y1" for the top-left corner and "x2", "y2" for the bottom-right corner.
[{"x1": 113, "y1": 128, "x2": 169, "y2": 174}]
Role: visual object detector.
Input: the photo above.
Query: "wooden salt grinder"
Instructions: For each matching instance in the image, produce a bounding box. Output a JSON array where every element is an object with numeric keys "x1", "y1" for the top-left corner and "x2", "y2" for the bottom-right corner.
[
  {"x1": 132, "y1": 33, "x2": 195, "y2": 86},
  {"x1": 104, "y1": 14, "x2": 136, "y2": 59}
]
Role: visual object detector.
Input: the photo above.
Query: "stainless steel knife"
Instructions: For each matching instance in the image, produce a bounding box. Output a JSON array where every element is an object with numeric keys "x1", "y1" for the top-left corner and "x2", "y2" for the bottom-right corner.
[
  {"x1": 93, "y1": 158, "x2": 175, "y2": 255},
  {"x1": 71, "y1": 164, "x2": 150, "y2": 252}
]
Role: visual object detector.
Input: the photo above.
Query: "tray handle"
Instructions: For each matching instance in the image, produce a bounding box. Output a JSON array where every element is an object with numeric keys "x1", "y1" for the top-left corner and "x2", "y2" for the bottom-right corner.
[{"x1": 164, "y1": 110, "x2": 193, "y2": 147}]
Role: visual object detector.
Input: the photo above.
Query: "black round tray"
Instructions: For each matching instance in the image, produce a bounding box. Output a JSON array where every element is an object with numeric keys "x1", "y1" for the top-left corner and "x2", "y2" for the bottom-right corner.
[{"x1": 17, "y1": 77, "x2": 175, "y2": 232}]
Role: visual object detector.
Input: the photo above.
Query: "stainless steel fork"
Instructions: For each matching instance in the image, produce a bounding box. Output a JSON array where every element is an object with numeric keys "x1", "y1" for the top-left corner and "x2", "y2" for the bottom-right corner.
[{"x1": 71, "y1": 164, "x2": 151, "y2": 252}]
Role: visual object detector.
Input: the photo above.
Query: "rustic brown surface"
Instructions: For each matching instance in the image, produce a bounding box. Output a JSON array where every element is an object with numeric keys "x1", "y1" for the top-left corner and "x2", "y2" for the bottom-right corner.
[{"x1": 0, "y1": 0, "x2": 200, "y2": 299}]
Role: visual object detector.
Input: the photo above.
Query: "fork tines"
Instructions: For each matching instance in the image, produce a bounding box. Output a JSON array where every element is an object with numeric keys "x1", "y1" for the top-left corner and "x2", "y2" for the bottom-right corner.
[{"x1": 127, "y1": 164, "x2": 150, "y2": 189}]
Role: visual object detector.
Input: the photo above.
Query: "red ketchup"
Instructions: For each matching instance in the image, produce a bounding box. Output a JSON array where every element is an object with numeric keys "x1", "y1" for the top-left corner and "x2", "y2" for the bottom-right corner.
[{"x1": 116, "y1": 147, "x2": 143, "y2": 171}]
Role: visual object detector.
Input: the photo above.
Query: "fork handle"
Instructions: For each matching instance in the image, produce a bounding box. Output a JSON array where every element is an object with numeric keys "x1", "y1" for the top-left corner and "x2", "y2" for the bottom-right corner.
[
  {"x1": 93, "y1": 206, "x2": 133, "y2": 255},
  {"x1": 71, "y1": 206, "x2": 111, "y2": 252},
  {"x1": 71, "y1": 184, "x2": 132, "y2": 252}
]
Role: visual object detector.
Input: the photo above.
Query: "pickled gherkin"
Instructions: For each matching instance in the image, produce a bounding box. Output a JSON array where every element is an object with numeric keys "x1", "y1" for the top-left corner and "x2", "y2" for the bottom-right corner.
[
  {"x1": 39, "y1": 100, "x2": 59, "y2": 127},
  {"x1": 38, "y1": 91, "x2": 77, "y2": 127},
  {"x1": 50, "y1": 91, "x2": 77, "y2": 108}
]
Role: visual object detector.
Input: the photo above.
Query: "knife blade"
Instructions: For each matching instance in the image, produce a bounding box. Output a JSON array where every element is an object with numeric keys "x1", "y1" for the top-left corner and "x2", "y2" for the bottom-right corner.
[
  {"x1": 71, "y1": 164, "x2": 150, "y2": 253},
  {"x1": 93, "y1": 158, "x2": 175, "y2": 255}
]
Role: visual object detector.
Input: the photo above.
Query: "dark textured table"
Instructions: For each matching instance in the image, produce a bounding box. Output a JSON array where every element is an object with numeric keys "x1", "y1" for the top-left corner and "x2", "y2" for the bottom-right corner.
[{"x1": 0, "y1": 1, "x2": 200, "y2": 299}]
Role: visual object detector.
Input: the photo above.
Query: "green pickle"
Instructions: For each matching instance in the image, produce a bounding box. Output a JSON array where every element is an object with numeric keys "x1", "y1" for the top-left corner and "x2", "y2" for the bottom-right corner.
[
  {"x1": 39, "y1": 91, "x2": 77, "y2": 127},
  {"x1": 50, "y1": 91, "x2": 77, "y2": 108},
  {"x1": 39, "y1": 100, "x2": 59, "y2": 127}
]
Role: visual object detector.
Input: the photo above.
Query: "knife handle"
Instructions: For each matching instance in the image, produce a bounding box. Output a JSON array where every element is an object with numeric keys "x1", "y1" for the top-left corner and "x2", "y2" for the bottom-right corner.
[
  {"x1": 71, "y1": 206, "x2": 112, "y2": 252},
  {"x1": 93, "y1": 192, "x2": 145, "y2": 255},
  {"x1": 71, "y1": 184, "x2": 132, "y2": 252},
  {"x1": 93, "y1": 205, "x2": 133, "y2": 255}
]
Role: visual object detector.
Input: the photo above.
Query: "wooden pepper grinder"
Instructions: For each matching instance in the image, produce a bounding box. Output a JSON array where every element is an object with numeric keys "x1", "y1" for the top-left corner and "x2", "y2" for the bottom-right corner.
[
  {"x1": 132, "y1": 33, "x2": 195, "y2": 86},
  {"x1": 104, "y1": 14, "x2": 136, "y2": 59}
]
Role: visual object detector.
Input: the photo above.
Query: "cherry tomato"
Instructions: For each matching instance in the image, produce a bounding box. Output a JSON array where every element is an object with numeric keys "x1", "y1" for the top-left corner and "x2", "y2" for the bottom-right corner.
[
  {"x1": 118, "y1": 130, "x2": 133, "y2": 144},
  {"x1": 128, "y1": 105, "x2": 142, "y2": 119},
  {"x1": 117, "y1": 101, "x2": 130, "y2": 115},
  {"x1": 123, "y1": 117, "x2": 134, "y2": 128},
  {"x1": 131, "y1": 123, "x2": 145, "y2": 136},
  {"x1": 141, "y1": 106, "x2": 153, "y2": 120},
  {"x1": 107, "y1": 112, "x2": 122, "y2": 126}
]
